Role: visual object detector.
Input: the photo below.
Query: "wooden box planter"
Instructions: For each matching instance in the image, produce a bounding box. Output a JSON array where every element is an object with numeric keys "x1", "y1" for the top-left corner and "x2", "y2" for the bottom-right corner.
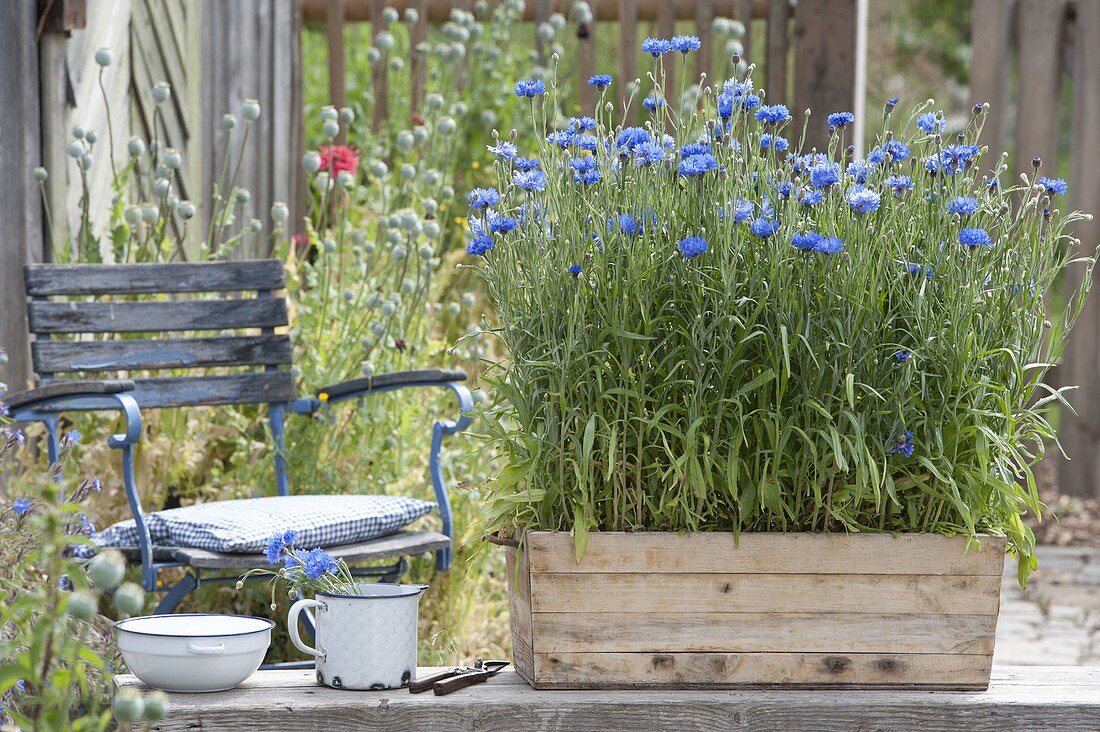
[{"x1": 505, "y1": 532, "x2": 1006, "y2": 690}]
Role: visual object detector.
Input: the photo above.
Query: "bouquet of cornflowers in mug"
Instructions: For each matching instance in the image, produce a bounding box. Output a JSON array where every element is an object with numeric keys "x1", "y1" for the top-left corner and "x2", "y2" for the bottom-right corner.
[
  {"x1": 469, "y1": 38, "x2": 1094, "y2": 584},
  {"x1": 239, "y1": 532, "x2": 359, "y2": 607}
]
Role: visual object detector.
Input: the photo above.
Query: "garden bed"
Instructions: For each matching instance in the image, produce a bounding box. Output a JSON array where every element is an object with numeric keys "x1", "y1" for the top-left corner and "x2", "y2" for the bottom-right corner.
[{"x1": 507, "y1": 532, "x2": 1006, "y2": 690}]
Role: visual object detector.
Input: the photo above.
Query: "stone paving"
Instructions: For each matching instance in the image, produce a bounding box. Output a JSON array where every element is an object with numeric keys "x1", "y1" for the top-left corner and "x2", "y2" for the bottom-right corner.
[{"x1": 995, "y1": 546, "x2": 1100, "y2": 666}]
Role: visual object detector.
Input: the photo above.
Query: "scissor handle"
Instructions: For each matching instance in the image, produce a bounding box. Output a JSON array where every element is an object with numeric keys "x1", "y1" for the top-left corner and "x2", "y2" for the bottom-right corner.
[
  {"x1": 409, "y1": 668, "x2": 460, "y2": 694},
  {"x1": 433, "y1": 670, "x2": 490, "y2": 696}
]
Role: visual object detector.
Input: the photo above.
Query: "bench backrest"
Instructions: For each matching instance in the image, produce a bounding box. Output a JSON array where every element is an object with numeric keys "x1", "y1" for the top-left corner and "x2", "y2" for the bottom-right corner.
[{"x1": 23, "y1": 260, "x2": 296, "y2": 409}]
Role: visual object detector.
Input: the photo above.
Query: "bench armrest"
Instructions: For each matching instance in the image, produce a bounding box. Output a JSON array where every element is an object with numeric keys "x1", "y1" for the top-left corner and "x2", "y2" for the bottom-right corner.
[
  {"x1": 313, "y1": 369, "x2": 468, "y2": 406},
  {"x1": 2, "y1": 379, "x2": 135, "y2": 412}
]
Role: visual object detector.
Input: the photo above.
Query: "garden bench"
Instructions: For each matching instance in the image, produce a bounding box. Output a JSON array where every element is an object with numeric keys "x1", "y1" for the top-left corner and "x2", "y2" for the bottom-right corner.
[
  {"x1": 113, "y1": 665, "x2": 1100, "y2": 731},
  {"x1": 2, "y1": 260, "x2": 472, "y2": 613}
]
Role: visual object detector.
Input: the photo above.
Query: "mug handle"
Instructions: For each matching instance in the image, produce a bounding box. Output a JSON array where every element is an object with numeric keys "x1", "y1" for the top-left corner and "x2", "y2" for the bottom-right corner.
[{"x1": 288, "y1": 598, "x2": 327, "y2": 660}]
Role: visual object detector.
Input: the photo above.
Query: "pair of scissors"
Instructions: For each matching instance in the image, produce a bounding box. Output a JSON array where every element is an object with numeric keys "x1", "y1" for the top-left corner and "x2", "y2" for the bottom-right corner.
[{"x1": 408, "y1": 658, "x2": 511, "y2": 696}]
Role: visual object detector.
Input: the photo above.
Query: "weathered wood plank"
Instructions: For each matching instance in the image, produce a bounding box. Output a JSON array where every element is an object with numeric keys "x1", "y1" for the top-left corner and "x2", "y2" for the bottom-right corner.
[
  {"x1": 125, "y1": 372, "x2": 296, "y2": 408},
  {"x1": 326, "y1": 0, "x2": 347, "y2": 145},
  {"x1": 694, "y1": 0, "x2": 713, "y2": 82},
  {"x1": 766, "y1": 0, "x2": 789, "y2": 104},
  {"x1": 617, "y1": 0, "x2": 638, "y2": 123},
  {"x1": 532, "y1": 612, "x2": 997, "y2": 654},
  {"x1": 967, "y1": 0, "x2": 1015, "y2": 154},
  {"x1": 533, "y1": 0, "x2": 552, "y2": 65},
  {"x1": 24, "y1": 261, "x2": 286, "y2": 295},
  {"x1": 408, "y1": 0, "x2": 429, "y2": 110},
  {"x1": 176, "y1": 530, "x2": 448, "y2": 569},
  {"x1": 525, "y1": 532, "x2": 1007, "y2": 575},
  {"x1": 1013, "y1": 0, "x2": 1066, "y2": 183},
  {"x1": 28, "y1": 299, "x2": 289, "y2": 334},
  {"x1": 303, "y1": 0, "x2": 777, "y2": 23},
  {"x1": 2, "y1": 379, "x2": 134, "y2": 411},
  {"x1": 369, "y1": 0, "x2": 389, "y2": 133},
  {"x1": 577, "y1": 0, "x2": 599, "y2": 112},
  {"x1": 735, "y1": 0, "x2": 754, "y2": 63},
  {"x1": 792, "y1": 0, "x2": 856, "y2": 151},
  {"x1": 529, "y1": 572, "x2": 1002, "y2": 615},
  {"x1": 114, "y1": 666, "x2": 1100, "y2": 732},
  {"x1": 505, "y1": 547, "x2": 535, "y2": 683},
  {"x1": 32, "y1": 335, "x2": 293, "y2": 373},
  {"x1": 657, "y1": 0, "x2": 675, "y2": 105},
  {"x1": 534, "y1": 651, "x2": 993, "y2": 689}
]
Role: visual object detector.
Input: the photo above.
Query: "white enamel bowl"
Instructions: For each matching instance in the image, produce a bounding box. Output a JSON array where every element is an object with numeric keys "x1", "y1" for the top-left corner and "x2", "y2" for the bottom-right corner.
[{"x1": 115, "y1": 614, "x2": 274, "y2": 692}]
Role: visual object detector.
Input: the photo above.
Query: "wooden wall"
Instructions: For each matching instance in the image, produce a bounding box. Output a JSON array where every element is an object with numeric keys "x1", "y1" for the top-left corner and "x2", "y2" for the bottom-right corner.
[{"x1": 969, "y1": 0, "x2": 1100, "y2": 497}]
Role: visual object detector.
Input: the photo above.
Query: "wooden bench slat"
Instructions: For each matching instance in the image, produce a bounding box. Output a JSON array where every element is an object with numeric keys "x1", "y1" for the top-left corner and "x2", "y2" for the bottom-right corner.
[
  {"x1": 125, "y1": 373, "x2": 297, "y2": 408},
  {"x1": 32, "y1": 335, "x2": 293, "y2": 373},
  {"x1": 23, "y1": 260, "x2": 286, "y2": 296},
  {"x1": 173, "y1": 530, "x2": 449, "y2": 569},
  {"x1": 28, "y1": 299, "x2": 289, "y2": 334}
]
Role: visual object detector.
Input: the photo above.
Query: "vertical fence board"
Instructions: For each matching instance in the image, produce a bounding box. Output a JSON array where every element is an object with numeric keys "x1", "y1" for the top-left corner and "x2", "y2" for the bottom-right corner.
[
  {"x1": 793, "y1": 0, "x2": 856, "y2": 152},
  {"x1": 1060, "y1": 0, "x2": 1100, "y2": 498},
  {"x1": 534, "y1": 0, "x2": 552, "y2": 66},
  {"x1": 734, "y1": 0, "x2": 753, "y2": 64},
  {"x1": 327, "y1": 0, "x2": 348, "y2": 142},
  {"x1": 370, "y1": 0, "x2": 390, "y2": 132},
  {"x1": 617, "y1": 0, "x2": 638, "y2": 122},
  {"x1": 409, "y1": 0, "x2": 429, "y2": 111},
  {"x1": 968, "y1": 0, "x2": 1014, "y2": 155},
  {"x1": 1013, "y1": 0, "x2": 1067, "y2": 182},
  {"x1": 657, "y1": 0, "x2": 675, "y2": 107},
  {"x1": 578, "y1": 1, "x2": 599, "y2": 112},
  {"x1": 695, "y1": 1, "x2": 714, "y2": 83},
  {"x1": 766, "y1": 0, "x2": 788, "y2": 104}
]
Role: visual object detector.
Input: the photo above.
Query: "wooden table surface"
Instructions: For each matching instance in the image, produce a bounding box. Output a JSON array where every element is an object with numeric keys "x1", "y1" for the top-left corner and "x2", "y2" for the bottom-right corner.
[{"x1": 115, "y1": 665, "x2": 1100, "y2": 731}]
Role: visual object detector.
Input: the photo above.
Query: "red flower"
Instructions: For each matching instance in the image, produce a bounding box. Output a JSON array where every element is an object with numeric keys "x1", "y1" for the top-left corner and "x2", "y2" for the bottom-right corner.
[{"x1": 319, "y1": 146, "x2": 360, "y2": 176}]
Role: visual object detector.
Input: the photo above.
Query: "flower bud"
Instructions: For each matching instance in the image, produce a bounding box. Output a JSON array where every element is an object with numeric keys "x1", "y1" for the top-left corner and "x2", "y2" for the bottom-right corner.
[
  {"x1": 322, "y1": 119, "x2": 340, "y2": 139},
  {"x1": 112, "y1": 688, "x2": 144, "y2": 725},
  {"x1": 271, "y1": 201, "x2": 289, "y2": 223},
  {"x1": 95, "y1": 48, "x2": 113, "y2": 67},
  {"x1": 339, "y1": 107, "x2": 355, "y2": 124},
  {"x1": 302, "y1": 151, "x2": 322, "y2": 174},
  {"x1": 1032, "y1": 156, "x2": 1042, "y2": 169},
  {"x1": 242, "y1": 99, "x2": 261, "y2": 121},
  {"x1": 113, "y1": 582, "x2": 145, "y2": 616},
  {"x1": 152, "y1": 81, "x2": 171, "y2": 104},
  {"x1": 33, "y1": 167, "x2": 48, "y2": 182},
  {"x1": 143, "y1": 691, "x2": 170, "y2": 722},
  {"x1": 88, "y1": 549, "x2": 126, "y2": 590},
  {"x1": 67, "y1": 591, "x2": 98, "y2": 620},
  {"x1": 177, "y1": 200, "x2": 196, "y2": 220}
]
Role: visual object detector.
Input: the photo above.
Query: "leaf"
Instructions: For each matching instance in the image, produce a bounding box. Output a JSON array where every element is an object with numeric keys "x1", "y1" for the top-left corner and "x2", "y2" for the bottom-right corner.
[{"x1": 572, "y1": 504, "x2": 589, "y2": 563}]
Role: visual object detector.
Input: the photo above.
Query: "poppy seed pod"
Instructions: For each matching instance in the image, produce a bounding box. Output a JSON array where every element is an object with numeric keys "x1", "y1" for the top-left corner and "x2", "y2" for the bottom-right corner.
[
  {"x1": 302, "y1": 151, "x2": 322, "y2": 174},
  {"x1": 242, "y1": 99, "x2": 261, "y2": 121},
  {"x1": 143, "y1": 691, "x2": 170, "y2": 722},
  {"x1": 177, "y1": 200, "x2": 196, "y2": 219},
  {"x1": 381, "y1": 6, "x2": 399, "y2": 25},
  {"x1": 94, "y1": 48, "x2": 113, "y2": 67},
  {"x1": 322, "y1": 119, "x2": 340, "y2": 139},
  {"x1": 271, "y1": 201, "x2": 289, "y2": 223},
  {"x1": 321, "y1": 105, "x2": 339, "y2": 122},
  {"x1": 81, "y1": 153, "x2": 94, "y2": 170},
  {"x1": 376, "y1": 32, "x2": 395, "y2": 51},
  {"x1": 142, "y1": 205, "x2": 158, "y2": 223},
  {"x1": 163, "y1": 148, "x2": 182, "y2": 169},
  {"x1": 152, "y1": 81, "x2": 171, "y2": 104},
  {"x1": 124, "y1": 206, "x2": 142, "y2": 225},
  {"x1": 33, "y1": 167, "x2": 48, "y2": 182},
  {"x1": 111, "y1": 688, "x2": 144, "y2": 725},
  {"x1": 339, "y1": 107, "x2": 355, "y2": 124},
  {"x1": 127, "y1": 137, "x2": 145, "y2": 157},
  {"x1": 66, "y1": 591, "x2": 97, "y2": 620},
  {"x1": 222, "y1": 114, "x2": 237, "y2": 129},
  {"x1": 67, "y1": 140, "x2": 84, "y2": 158},
  {"x1": 152, "y1": 178, "x2": 171, "y2": 198},
  {"x1": 235, "y1": 188, "x2": 251, "y2": 205},
  {"x1": 85, "y1": 130, "x2": 98, "y2": 144},
  {"x1": 404, "y1": 8, "x2": 419, "y2": 24}
]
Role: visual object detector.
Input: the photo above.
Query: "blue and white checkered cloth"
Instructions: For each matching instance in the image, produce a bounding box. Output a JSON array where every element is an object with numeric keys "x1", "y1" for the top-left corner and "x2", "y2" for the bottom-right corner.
[{"x1": 95, "y1": 494, "x2": 436, "y2": 554}]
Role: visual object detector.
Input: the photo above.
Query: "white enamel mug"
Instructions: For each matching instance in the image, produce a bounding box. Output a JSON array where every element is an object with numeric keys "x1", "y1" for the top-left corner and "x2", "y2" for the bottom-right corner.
[{"x1": 288, "y1": 583, "x2": 428, "y2": 690}]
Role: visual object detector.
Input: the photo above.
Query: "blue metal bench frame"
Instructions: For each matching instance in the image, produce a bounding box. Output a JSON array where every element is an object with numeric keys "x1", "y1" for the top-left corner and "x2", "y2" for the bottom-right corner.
[{"x1": 3, "y1": 260, "x2": 473, "y2": 614}]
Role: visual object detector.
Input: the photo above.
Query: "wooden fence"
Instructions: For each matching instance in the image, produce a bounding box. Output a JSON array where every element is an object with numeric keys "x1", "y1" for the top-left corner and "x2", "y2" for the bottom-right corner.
[
  {"x1": 968, "y1": 0, "x2": 1100, "y2": 497},
  {"x1": 303, "y1": 0, "x2": 859, "y2": 152}
]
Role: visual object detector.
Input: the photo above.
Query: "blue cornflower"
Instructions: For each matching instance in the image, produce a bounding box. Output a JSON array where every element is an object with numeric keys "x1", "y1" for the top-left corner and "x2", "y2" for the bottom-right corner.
[
  {"x1": 907, "y1": 263, "x2": 934, "y2": 279},
  {"x1": 575, "y1": 135, "x2": 598, "y2": 152},
  {"x1": 514, "y1": 78, "x2": 546, "y2": 97},
  {"x1": 573, "y1": 168, "x2": 601, "y2": 186},
  {"x1": 513, "y1": 157, "x2": 541, "y2": 171},
  {"x1": 777, "y1": 181, "x2": 793, "y2": 198},
  {"x1": 793, "y1": 152, "x2": 829, "y2": 175},
  {"x1": 633, "y1": 141, "x2": 667, "y2": 166},
  {"x1": 467, "y1": 187, "x2": 501, "y2": 210},
  {"x1": 678, "y1": 153, "x2": 718, "y2": 177},
  {"x1": 680, "y1": 142, "x2": 711, "y2": 158},
  {"x1": 750, "y1": 218, "x2": 780, "y2": 239},
  {"x1": 917, "y1": 112, "x2": 944, "y2": 134},
  {"x1": 732, "y1": 199, "x2": 755, "y2": 223},
  {"x1": 959, "y1": 227, "x2": 993, "y2": 248},
  {"x1": 946, "y1": 196, "x2": 979, "y2": 217},
  {"x1": 817, "y1": 236, "x2": 844, "y2": 255},
  {"x1": 616, "y1": 214, "x2": 640, "y2": 236},
  {"x1": 12, "y1": 497, "x2": 31, "y2": 517},
  {"x1": 827, "y1": 112, "x2": 855, "y2": 129},
  {"x1": 489, "y1": 216, "x2": 518, "y2": 234},
  {"x1": 570, "y1": 116, "x2": 597, "y2": 131},
  {"x1": 937, "y1": 144, "x2": 980, "y2": 175},
  {"x1": 670, "y1": 35, "x2": 702, "y2": 53},
  {"x1": 466, "y1": 234, "x2": 495, "y2": 256},
  {"x1": 514, "y1": 169, "x2": 548, "y2": 192},
  {"x1": 547, "y1": 130, "x2": 575, "y2": 148},
  {"x1": 847, "y1": 160, "x2": 873, "y2": 184},
  {"x1": 760, "y1": 134, "x2": 789, "y2": 152},
  {"x1": 615, "y1": 127, "x2": 651, "y2": 152},
  {"x1": 799, "y1": 189, "x2": 824, "y2": 207},
  {"x1": 890, "y1": 430, "x2": 915, "y2": 457},
  {"x1": 570, "y1": 156, "x2": 597, "y2": 172},
  {"x1": 642, "y1": 95, "x2": 664, "y2": 111},
  {"x1": 64, "y1": 429, "x2": 83, "y2": 446},
  {"x1": 809, "y1": 163, "x2": 841, "y2": 189},
  {"x1": 264, "y1": 530, "x2": 297, "y2": 564},
  {"x1": 868, "y1": 146, "x2": 886, "y2": 165},
  {"x1": 301, "y1": 548, "x2": 339, "y2": 580},
  {"x1": 588, "y1": 74, "x2": 612, "y2": 89},
  {"x1": 791, "y1": 232, "x2": 823, "y2": 252},
  {"x1": 755, "y1": 104, "x2": 791, "y2": 125},
  {"x1": 895, "y1": 351, "x2": 912, "y2": 362},
  {"x1": 678, "y1": 236, "x2": 708, "y2": 259},
  {"x1": 884, "y1": 97, "x2": 900, "y2": 112},
  {"x1": 1037, "y1": 177, "x2": 1068, "y2": 196},
  {"x1": 487, "y1": 141, "x2": 517, "y2": 160},
  {"x1": 58, "y1": 575, "x2": 74, "y2": 591},
  {"x1": 985, "y1": 175, "x2": 1000, "y2": 191},
  {"x1": 642, "y1": 37, "x2": 672, "y2": 56},
  {"x1": 847, "y1": 188, "x2": 881, "y2": 214},
  {"x1": 567, "y1": 264, "x2": 582, "y2": 277},
  {"x1": 883, "y1": 139, "x2": 910, "y2": 162},
  {"x1": 886, "y1": 175, "x2": 914, "y2": 196}
]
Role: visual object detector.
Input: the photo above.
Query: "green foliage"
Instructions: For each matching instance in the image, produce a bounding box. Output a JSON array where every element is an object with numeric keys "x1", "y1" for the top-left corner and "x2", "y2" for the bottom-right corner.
[{"x1": 470, "y1": 59, "x2": 1095, "y2": 586}]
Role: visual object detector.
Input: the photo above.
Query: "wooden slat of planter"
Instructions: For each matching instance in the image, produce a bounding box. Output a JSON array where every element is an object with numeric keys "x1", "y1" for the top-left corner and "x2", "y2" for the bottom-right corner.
[
  {"x1": 532, "y1": 612, "x2": 997, "y2": 655},
  {"x1": 28, "y1": 299, "x2": 289, "y2": 334},
  {"x1": 526, "y1": 532, "x2": 1006, "y2": 576},
  {"x1": 534, "y1": 652, "x2": 994, "y2": 689},
  {"x1": 529, "y1": 572, "x2": 1002, "y2": 615},
  {"x1": 24, "y1": 260, "x2": 285, "y2": 295},
  {"x1": 505, "y1": 547, "x2": 535, "y2": 682}
]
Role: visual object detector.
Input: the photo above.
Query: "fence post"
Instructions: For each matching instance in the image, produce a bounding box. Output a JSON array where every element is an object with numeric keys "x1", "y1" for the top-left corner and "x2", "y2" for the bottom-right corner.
[
  {"x1": 1012, "y1": 0, "x2": 1067, "y2": 184},
  {"x1": 1060, "y1": 0, "x2": 1100, "y2": 498},
  {"x1": 326, "y1": 0, "x2": 347, "y2": 142},
  {"x1": 792, "y1": 0, "x2": 856, "y2": 152},
  {"x1": 0, "y1": 1, "x2": 43, "y2": 393},
  {"x1": 968, "y1": 0, "x2": 1015, "y2": 156}
]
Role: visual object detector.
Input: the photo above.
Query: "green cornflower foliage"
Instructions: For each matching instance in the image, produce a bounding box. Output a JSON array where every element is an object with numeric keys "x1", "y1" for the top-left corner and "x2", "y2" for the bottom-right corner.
[{"x1": 470, "y1": 54, "x2": 1096, "y2": 585}]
